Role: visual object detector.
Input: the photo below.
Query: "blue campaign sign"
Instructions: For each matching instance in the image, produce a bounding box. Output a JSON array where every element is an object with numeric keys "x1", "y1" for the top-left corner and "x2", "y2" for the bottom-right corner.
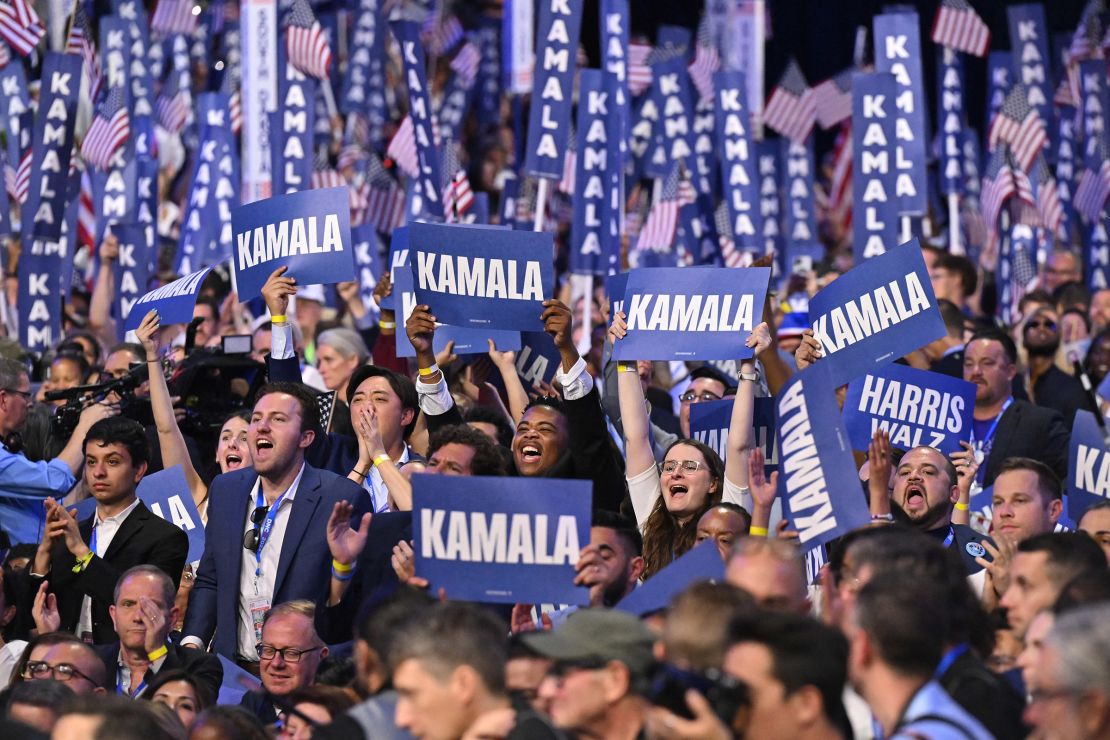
[
  {"x1": 413, "y1": 475, "x2": 592, "y2": 605},
  {"x1": 873, "y1": 12, "x2": 928, "y2": 216},
  {"x1": 0, "y1": 62, "x2": 30, "y2": 123},
  {"x1": 809, "y1": 239, "x2": 945, "y2": 388},
  {"x1": 651, "y1": 55, "x2": 696, "y2": 177},
  {"x1": 782, "y1": 138, "x2": 817, "y2": 253},
  {"x1": 381, "y1": 226, "x2": 409, "y2": 311},
  {"x1": 514, "y1": 331, "x2": 563, "y2": 390},
  {"x1": 393, "y1": 265, "x2": 521, "y2": 357},
  {"x1": 776, "y1": 362, "x2": 871, "y2": 550},
  {"x1": 18, "y1": 235, "x2": 71, "y2": 353},
  {"x1": 605, "y1": 271, "x2": 628, "y2": 318},
  {"x1": 571, "y1": 70, "x2": 615, "y2": 276},
  {"x1": 1007, "y1": 5, "x2": 1053, "y2": 147},
  {"x1": 613, "y1": 267, "x2": 771, "y2": 362},
  {"x1": 1056, "y1": 108, "x2": 1078, "y2": 240},
  {"x1": 524, "y1": 0, "x2": 584, "y2": 179},
  {"x1": 352, "y1": 223, "x2": 383, "y2": 310},
  {"x1": 273, "y1": 47, "x2": 316, "y2": 195},
  {"x1": 409, "y1": 222, "x2": 553, "y2": 331},
  {"x1": 985, "y1": 52, "x2": 1013, "y2": 134},
  {"x1": 601, "y1": 0, "x2": 631, "y2": 146},
  {"x1": 26, "y1": 53, "x2": 82, "y2": 241},
  {"x1": 936, "y1": 49, "x2": 965, "y2": 197},
  {"x1": 615, "y1": 540, "x2": 724, "y2": 617},
  {"x1": 692, "y1": 99, "x2": 718, "y2": 198},
  {"x1": 232, "y1": 188, "x2": 355, "y2": 302},
  {"x1": 123, "y1": 266, "x2": 214, "y2": 331},
  {"x1": 842, "y1": 363, "x2": 975, "y2": 454},
  {"x1": 715, "y1": 71, "x2": 760, "y2": 251},
  {"x1": 689, "y1": 397, "x2": 778, "y2": 473},
  {"x1": 69, "y1": 466, "x2": 205, "y2": 562},
  {"x1": 113, "y1": 222, "x2": 152, "y2": 335},
  {"x1": 757, "y1": 140, "x2": 784, "y2": 272},
  {"x1": 1067, "y1": 410, "x2": 1110, "y2": 521},
  {"x1": 391, "y1": 21, "x2": 443, "y2": 219}
]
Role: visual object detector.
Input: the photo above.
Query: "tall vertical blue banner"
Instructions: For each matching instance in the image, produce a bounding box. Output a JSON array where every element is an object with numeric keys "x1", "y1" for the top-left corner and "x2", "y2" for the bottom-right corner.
[
  {"x1": 651, "y1": 56, "x2": 697, "y2": 178},
  {"x1": 199, "y1": 94, "x2": 239, "y2": 268},
  {"x1": 873, "y1": 12, "x2": 928, "y2": 216},
  {"x1": 692, "y1": 99, "x2": 718, "y2": 198},
  {"x1": 1080, "y1": 60, "x2": 1109, "y2": 193},
  {"x1": 475, "y1": 17, "x2": 502, "y2": 128},
  {"x1": 986, "y1": 52, "x2": 1013, "y2": 135},
  {"x1": 600, "y1": 0, "x2": 630, "y2": 144},
  {"x1": 273, "y1": 45, "x2": 316, "y2": 195},
  {"x1": 570, "y1": 70, "x2": 615, "y2": 276},
  {"x1": 1088, "y1": 217, "x2": 1110, "y2": 291},
  {"x1": 853, "y1": 73, "x2": 899, "y2": 262},
  {"x1": 715, "y1": 71, "x2": 760, "y2": 251},
  {"x1": 17, "y1": 236, "x2": 69, "y2": 353},
  {"x1": 352, "y1": 222, "x2": 383, "y2": 309},
  {"x1": 936, "y1": 49, "x2": 965, "y2": 196},
  {"x1": 1057, "y1": 107, "x2": 1078, "y2": 240},
  {"x1": 392, "y1": 21, "x2": 443, "y2": 219},
  {"x1": 26, "y1": 53, "x2": 82, "y2": 241},
  {"x1": 782, "y1": 138, "x2": 816, "y2": 255},
  {"x1": 176, "y1": 95, "x2": 237, "y2": 274},
  {"x1": 524, "y1": 0, "x2": 584, "y2": 179},
  {"x1": 757, "y1": 141, "x2": 784, "y2": 266},
  {"x1": 1007, "y1": 5, "x2": 1053, "y2": 154},
  {"x1": 114, "y1": 222, "x2": 150, "y2": 332}
]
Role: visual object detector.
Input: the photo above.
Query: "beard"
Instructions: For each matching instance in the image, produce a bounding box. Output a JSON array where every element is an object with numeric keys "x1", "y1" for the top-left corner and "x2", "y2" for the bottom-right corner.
[
  {"x1": 892, "y1": 496, "x2": 952, "y2": 531},
  {"x1": 1025, "y1": 335, "x2": 1060, "y2": 358}
]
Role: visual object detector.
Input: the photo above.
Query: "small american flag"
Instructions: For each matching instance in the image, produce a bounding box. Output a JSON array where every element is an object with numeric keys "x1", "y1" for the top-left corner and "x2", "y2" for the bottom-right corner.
[
  {"x1": 628, "y1": 42, "x2": 653, "y2": 96},
  {"x1": 11, "y1": 147, "x2": 29, "y2": 204},
  {"x1": 77, "y1": 169, "x2": 96, "y2": 256},
  {"x1": 1029, "y1": 155, "x2": 1063, "y2": 236},
  {"x1": 338, "y1": 144, "x2": 367, "y2": 173},
  {"x1": 156, "y1": 67, "x2": 189, "y2": 134},
  {"x1": 220, "y1": 71, "x2": 242, "y2": 134},
  {"x1": 813, "y1": 68, "x2": 854, "y2": 130},
  {"x1": 1054, "y1": 77, "x2": 1077, "y2": 108},
  {"x1": 1068, "y1": 0, "x2": 1103, "y2": 65},
  {"x1": 386, "y1": 116, "x2": 418, "y2": 177},
  {"x1": 558, "y1": 123, "x2": 576, "y2": 194},
  {"x1": 312, "y1": 152, "x2": 345, "y2": 191},
  {"x1": 65, "y1": 2, "x2": 101, "y2": 100},
  {"x1": 636, "y1": 165, "x2": 696, "y2": 252},
  {"x1": 422, "y1": 9, "x2": 463, "y2": 56},
  {"x1": 0, "y1": 41, "x2": 9, "y2": 67},
  {"x1": 316, "y1": 390, "x2": 337, "y2": 433},
  {"x1": 81, "y1": 87, "x2": 130, "y2": 171},
  {"x1": 150, "y1": 0, "x2": 198, "y2": 36},
  {"x1": 449, "y1": 40, "x2": 479, "y2": 88},
  {"x1": 930, "y1": 0, "x2": 990, "y2": 57},
  {"x1": 981, "y1": 146, "x2": 1031, "y2": 237},
  {"x1": 715, "y1": 201, "x2": 744, "y2": 267},
  {"x1": 441, "y1": 143, "x2": 473, "y2": 221},
  {"x1": 688, "y1": 15, "x2": 720, "y2": 105},
  {"x1": 763, "y1": 60, "x2": 816, "y2": 145},
  {"x1": 1075, "y1": 140, "x2": 1110, "y2": 222},
  {"x1": 828, "y1": 123, "x2": 853, "y2": 231},
  {"x1": 0, "y1": 0, "x2": 43, "y2": 56},
  {"x1": 284, "y1": 0, "x2": 331, "y2": 80},
  {"x1": 987, "y1": 85, "x2": 1047, "y2": 171}
]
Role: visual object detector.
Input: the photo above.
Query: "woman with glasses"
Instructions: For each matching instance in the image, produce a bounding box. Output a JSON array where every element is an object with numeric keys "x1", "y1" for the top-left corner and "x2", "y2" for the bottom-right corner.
[
  {"x1": 135, "y1": 310, "x2": 253, "y2": 523},
  {"x1": 608, "y1": 311, "x2": 773, "y2": 579}
]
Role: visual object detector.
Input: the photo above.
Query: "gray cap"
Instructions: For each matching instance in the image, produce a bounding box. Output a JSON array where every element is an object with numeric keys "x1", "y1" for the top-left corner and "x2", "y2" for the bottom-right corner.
[{"x1": 521, "y1": 608, "x2": 656, "y2": 679}]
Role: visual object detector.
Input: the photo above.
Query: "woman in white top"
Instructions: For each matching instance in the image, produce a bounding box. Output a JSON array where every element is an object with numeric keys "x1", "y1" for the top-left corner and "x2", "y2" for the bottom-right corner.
[{"x1": 608, "y1": 312, "x2": 772, "y2": 579}]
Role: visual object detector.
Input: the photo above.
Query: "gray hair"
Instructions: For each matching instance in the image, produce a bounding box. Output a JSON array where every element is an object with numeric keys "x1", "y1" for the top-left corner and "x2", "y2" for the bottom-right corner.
[
  {"x1": 316, "y1": 328, "x2": 369, "y2": 363},
  {"x1": 263, "y1": 599, "x2": 323, "y2": 647},
  {"x1": 0, "y1": 356, "x2": 28, "y2": 390},
  {"x1": 1045, "y1": 603, "x2": 1110, "y2": 695},
  {"x1": 113, "y1": 565, "x2": 176, "y2": 609}
]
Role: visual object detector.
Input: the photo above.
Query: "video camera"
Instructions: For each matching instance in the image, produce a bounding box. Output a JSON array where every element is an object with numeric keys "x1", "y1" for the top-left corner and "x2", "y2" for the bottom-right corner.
[
  {"x1": 168, "y1": 346, "x2": 266, "y2": 449},
  {"x1": 648, "y1": 664, "x2": 750, "y2": 730},
  {"x1": 46, "y1": 363, "x2": 153, "y2": 439}
]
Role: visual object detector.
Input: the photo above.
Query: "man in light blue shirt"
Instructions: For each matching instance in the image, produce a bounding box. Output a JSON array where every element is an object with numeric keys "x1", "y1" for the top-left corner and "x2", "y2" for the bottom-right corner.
[{"x1": 0, "y1": 358, "x2": 114, "y2": 546}]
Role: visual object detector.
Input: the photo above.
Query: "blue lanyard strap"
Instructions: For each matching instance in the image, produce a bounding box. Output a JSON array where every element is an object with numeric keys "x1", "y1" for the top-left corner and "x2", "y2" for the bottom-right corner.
[
  {"x1": 935, "y1": 643, "x2": 969, "y2": 678},
  {"x1": 942, "y1": 526, "x2": 955, "y2": 548},
  {"x1": 970, "y1": 397, "x2": 1012, "y2": 485},
  {"x1": 254, "y1": 487, "x2": 290, "y2": 576},
  {"x1": 117, "y1": 667, "x2": 148, "y2": 697}
]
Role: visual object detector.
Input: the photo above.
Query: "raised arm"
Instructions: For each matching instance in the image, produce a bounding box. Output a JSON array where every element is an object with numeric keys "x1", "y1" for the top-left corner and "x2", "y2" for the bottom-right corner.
[
  {"x1": 724, "y1": 322, "x2": 772, "y2": 491},
  {"x1": 87, "y1": 234, "x2": 119, "y2": 347},
  {"x1": 488, "y1": 339, "x2": 529, "y2": 423},
  {"x1": 607, "y1": 311, "x2": 654, "y2": 479},
  {"x1": 135, "y1": 310, "x2": 209, "y2": 513}
]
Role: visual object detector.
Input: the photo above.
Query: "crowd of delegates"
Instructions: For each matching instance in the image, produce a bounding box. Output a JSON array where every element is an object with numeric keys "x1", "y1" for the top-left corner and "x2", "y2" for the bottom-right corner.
[{"x1": 0, "y1": 236, "x2": 1109, "y2": 739}]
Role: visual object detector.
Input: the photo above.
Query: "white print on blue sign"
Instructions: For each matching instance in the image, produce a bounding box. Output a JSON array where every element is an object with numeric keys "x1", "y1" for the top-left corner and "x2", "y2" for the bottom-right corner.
[
  {"x1": 842, "y1": 363, "x2": 975, "y2": 455},
  {"x1": 873, "y1": 12, "x2": 927, "y2": 215},
  {"x1": 853, "y1": 72, "x2": 899, "y2": 262},
  {"x1": 776, "y1": 363, "x2": 871, "y2": 549},
  {"x1": 808, "y1": 239, "x2": 944, "y2": 388},
  {"x1": 1067, "y1": 410, "x2": 1110, "y2": 522},
  {"x1": 524, "y1": 0, "x2": 585, "y2": 178},
  {"x1": 413, "y1": 475, "x2": 591, "y2": 605}
]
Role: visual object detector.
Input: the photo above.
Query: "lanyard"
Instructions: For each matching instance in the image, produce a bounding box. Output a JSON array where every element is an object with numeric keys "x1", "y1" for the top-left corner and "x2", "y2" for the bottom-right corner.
[
  {"x1": 254, "y1": 487, "x2": 291, "y2": 577},
  {"x1": 935, "y1": 643, "x2": 969, "y2": 678},
  {"x1": 970, "y1": 397, "x2": 1012, "y2": 485},
  {"x1": 116, "y1": 666, "x2": 148, "y2": 697},
  {"x1": 942, "y1": 526, "x2": 955, "y2": 548}
]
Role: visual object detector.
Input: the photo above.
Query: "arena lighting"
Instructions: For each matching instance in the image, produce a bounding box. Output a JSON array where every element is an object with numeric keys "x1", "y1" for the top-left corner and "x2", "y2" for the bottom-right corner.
[
  {"x1": 191, "y1": 4, "x2": 201, "y2": 15},
  {"x1": 214, "y1": 60, "x2": 225, "y2": 71}
]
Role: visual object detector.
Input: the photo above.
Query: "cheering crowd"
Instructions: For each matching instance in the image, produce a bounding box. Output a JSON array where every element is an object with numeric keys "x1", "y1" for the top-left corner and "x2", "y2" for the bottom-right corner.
[{"x1": 2, "y1": 1, "x2": 1110, "y2": 739}]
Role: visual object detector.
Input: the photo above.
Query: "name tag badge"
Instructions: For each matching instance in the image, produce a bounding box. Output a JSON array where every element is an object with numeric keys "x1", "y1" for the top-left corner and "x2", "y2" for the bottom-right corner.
[{"x1": 249, "y1": 598, "x2": 270, "y2": 646}]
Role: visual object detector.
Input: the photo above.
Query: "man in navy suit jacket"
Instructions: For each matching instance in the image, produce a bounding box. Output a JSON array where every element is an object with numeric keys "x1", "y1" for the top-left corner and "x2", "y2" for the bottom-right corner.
[{"x1": 180, "y1": 382, "x2": 370, "y2": 664}]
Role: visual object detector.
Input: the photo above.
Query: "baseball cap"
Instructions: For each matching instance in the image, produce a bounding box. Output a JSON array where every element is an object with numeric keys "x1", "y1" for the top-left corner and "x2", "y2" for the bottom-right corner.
[{"x1": 521, "y1": 608, "x2": 656, "y2": 679}]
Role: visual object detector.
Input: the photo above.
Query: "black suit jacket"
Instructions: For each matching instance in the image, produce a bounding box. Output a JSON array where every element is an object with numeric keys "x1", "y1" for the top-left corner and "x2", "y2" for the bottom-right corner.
[
  {"x1": 982, "y1": 399, "x2": 1069, "y2": 487},
  {"x1": 940, "y1": 648, "x2": 1028, "y2": 739},
  {"x1": 36, "y1": 501, "x2": 189, "y2": 644},
  {"x1": 94, "y1": 639, "x2": 224, "y2": 704}
]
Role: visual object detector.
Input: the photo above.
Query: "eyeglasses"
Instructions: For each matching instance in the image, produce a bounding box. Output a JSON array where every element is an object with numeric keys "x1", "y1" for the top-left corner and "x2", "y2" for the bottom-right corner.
[
  {"x1": 679, "y1": 390, "x2": 722, "y2": 404},
  {"x1": 22, "y1": 660, "x2": 96, "y2": 684},
  {"x1": 545, "y1": 658, "x2": 608, "y2": 686},
  {"x1": 659, "y1": 459, "x2": 705, "y2": 475},
  {"x1": 256, "y1": 643, "x2": 323, "y2": 662},
  {"x1": 1028, "y1": 687, "x2": 1081, "y2": 704},
  {"x1": 242, "y1": 505, "x2": 271, "y2": 552},
  {"x1": 1, "y1": 388, "x2": 30, "y2": 401},
  {"x1": 1026, "y1": 319, "x2": 1057, "y2": 330}
]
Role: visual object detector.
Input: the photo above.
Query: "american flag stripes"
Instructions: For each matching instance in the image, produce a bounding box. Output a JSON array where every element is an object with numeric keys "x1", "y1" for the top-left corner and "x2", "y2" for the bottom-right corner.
[
  {"x1": 688, "y1": 15, "x2": 720, "y2": 105},
  {"x1": 930, "y1": 0, "x2": 990, "y2": 57},
  {"x1": 628, "y1": 42, "x2": 653, "y2": 96},
  {"x1": 827, "y1": 124, "x2": 853, "y2": 231},
  {"x1": 284, "y1": 0, "x2": 332, "y2": 80},
  {"x1": 81, "y1": 87, "x2": 130, "y2": 171},
  {"x1": 1075, "y1": 142, "x2": 1110, "y2": 222},
  {"x1": 981, "y1": 146, "x2": 1032, "y2": 236},
  {"x1": 386, "y1": 117, "x2": 419, "y2": 177},
  {"x1": 813, "y1": 68, "x2": 854, "y2": 130},
  {"x1": 12, "y1": 148, "x2": 29, "y2": 204},
  {"x1": 0, "y1": 0, "x2": 43, "y2": 56},
  {"x1": 636, "y1": 165, "x2": 697, "y2": 252},
  {"x1": 357, "y1": 153, "x2": 406, "y2": 233},
  {"x1": 0, "y1": 41, "x2": 9, "y2": 68},
  {"x1": 1029, "y1": 156, "x2": 1063, "y2": 235},
  {"x1": 1068, "y1": 0, "x2": 1103, "y2": 65},
  {"x1": 449, "y1": 41, "x2": 480, "y2": 88},
  {"x1": 763, "y1": 60, "x2": 816, "y2": 145},
  {"x1": 77, "y1": 169, "x2": 96, "y2": 257},
  {"x1": 65, "y1": 2, "x2": 101, "y2": 101},
  {"x1": 441, "y1": 143, "x2": 474, "y2": 221},
  {"x1": 156, "y1": 68, "x2": 189, "y2": 134},
  {"x1": 558, "y1": 124, "x2": 576, "y2": 194},
  {"x1": 150, "y1": 0, "x2": 198, "y2": 36},
  {"x1": 422, "y1": 11, "x2": 463, "y2": 56},
  {"x1": 715, "y1": 201, "x2": 744, "y2": 267},
  {"x1": 987, "y1": 86, "x2": 1048, "y2": 171}
]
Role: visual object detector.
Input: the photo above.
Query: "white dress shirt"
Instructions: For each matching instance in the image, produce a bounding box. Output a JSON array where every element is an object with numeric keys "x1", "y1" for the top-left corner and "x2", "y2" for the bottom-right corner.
[{"x1": 77, "y1": 498, "x2": 141, "y2": 638}]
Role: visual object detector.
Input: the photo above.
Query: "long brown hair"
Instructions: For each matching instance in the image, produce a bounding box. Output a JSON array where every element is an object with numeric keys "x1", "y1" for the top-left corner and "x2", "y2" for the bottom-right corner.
[{"x1": 641, "y1": 439, "x2": 724, "y2": 580}]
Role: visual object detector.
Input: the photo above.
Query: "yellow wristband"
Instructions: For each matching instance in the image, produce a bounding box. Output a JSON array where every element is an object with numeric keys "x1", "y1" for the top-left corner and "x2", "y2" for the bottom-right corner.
[
  {"x1": 147, "y1": 645, "x2": 168, "y2": 662},
  {"x1": 71, "y1": 551, "x2": 94, "y2": 573},
  {"x1": 749, "y1": 526, "x2": 768, "y2": 537},
  {"x1": 379, "y1": 320, "x2": 396, "y2": 329},
  {"x1": 331, "y1": 558, "x2": 354, "y2": 573},
  {"x1": 954, "y1": 502, "x2": 969, "y2": 511},
  {"x1": 617, "y1": 362, "x2": 636, "y2": 373},
  {"x1": 372, "y1": 453, "x2": 391, "y2": 467},
  {"x1": 418, "y1": 364, "x2": 440, "y2": 377},
  {"x1": 270, "y1": 314, "x2": 287, "y2": 324}
]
